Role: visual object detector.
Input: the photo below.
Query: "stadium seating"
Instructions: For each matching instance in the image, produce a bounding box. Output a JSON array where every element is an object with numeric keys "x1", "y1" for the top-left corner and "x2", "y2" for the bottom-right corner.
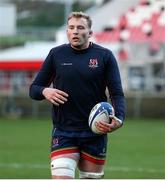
[{"x1": 94, "y1": 0, "x2": 165, "y2": 43}]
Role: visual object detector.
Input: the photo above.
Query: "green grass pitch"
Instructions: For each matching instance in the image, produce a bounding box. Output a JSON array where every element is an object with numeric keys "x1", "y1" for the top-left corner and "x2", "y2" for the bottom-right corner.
[{"x1": 0, "y1": 118, "x2": 165, "y2": 179}]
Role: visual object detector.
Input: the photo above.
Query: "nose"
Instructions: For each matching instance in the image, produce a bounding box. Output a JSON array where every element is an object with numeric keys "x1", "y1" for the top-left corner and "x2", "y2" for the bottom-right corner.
[{"x1": 73, "y1": 28, "x2": 78, "y2": 34}]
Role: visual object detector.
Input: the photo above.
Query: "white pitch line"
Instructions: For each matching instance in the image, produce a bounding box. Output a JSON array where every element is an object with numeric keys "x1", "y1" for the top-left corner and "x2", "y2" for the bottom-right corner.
[
  {"x1": 0, "y1": 163, "x2": 48, "y2": 169},
  {"x1": 0, "y1": 163, "x2": 165, "y2": 174},
  {"x1": 105, "y1": 166, "x2": 165, "y2": 174}
]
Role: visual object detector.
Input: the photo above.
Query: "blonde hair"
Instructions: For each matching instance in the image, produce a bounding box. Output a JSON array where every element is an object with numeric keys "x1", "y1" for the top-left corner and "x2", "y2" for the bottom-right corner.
[{"x1": 67, "y1": 11, "x2": 92, "y2": 29}]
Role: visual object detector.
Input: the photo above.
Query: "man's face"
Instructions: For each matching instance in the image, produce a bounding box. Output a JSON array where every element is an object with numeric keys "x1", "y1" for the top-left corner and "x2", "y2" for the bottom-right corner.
[{"x1": 67, "y1": 17, "x2": 92, "y2": 50}]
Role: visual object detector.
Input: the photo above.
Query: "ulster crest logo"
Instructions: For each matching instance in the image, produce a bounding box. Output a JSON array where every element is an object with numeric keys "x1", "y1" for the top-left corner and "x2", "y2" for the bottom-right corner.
[
  {"x1": 88, "y1": 59, "x2": 98, "y2": 68},
  {"x1": 52, "y1": 138, "x2": 59, "y2": 147}
]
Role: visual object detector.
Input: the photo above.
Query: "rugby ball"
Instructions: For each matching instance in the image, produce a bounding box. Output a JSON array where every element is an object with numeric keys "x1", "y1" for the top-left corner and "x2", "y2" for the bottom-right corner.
[{"x1": 88, "y1": 102, "x2": 114, "y2": 134}]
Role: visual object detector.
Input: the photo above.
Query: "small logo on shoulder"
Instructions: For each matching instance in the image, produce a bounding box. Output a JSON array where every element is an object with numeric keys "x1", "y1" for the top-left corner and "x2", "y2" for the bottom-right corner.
[{"x1": 88, "y1": 59, "x2": 98, "y2": 68}]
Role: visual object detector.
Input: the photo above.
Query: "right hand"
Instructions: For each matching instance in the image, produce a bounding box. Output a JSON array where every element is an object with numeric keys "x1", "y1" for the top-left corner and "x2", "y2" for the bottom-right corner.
[
  {"x1": 96, "y1": 116, "x2": 123, "y2": 134},
  {"x1": 42, "y1": 88, "x2": 68, "y2": 106}
]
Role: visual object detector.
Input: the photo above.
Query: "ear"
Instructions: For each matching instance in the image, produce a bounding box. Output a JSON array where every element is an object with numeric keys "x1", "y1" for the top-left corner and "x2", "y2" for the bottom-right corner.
[{"x1": 89, "y1": 30, "x2": 93, "y2": 37}]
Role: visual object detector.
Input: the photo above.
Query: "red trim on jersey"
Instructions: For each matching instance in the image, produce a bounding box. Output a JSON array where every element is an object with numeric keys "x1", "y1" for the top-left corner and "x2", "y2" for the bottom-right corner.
[
  {"x1": 81, "y1": 152, "x2": 105, "y2": 165},
  {"x1": 0, "y1": 60, "x2": 43, "y2": 70},
  {"x1": 51, "y1": 148, "x2": 79, "y2": 158}
]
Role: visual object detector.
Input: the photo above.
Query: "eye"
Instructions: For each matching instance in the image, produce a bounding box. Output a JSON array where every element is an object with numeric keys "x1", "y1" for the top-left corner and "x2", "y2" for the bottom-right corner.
[
  {"x1": 68, "y1": 26, "x2": 74, "y2": 30},
  {"x1": 77, "y1": 26, "x2": 85, "y2": 30}
]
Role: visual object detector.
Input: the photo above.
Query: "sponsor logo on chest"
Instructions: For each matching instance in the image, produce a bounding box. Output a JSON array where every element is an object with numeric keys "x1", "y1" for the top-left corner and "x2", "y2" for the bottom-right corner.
[{"x1": 61, "y1": 63, "x2": 73, "y2": 66}]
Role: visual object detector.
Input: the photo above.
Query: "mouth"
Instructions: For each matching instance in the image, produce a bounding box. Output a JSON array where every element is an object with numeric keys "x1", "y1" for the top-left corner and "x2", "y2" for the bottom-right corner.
[{"x1": 72, "y1": 37, "x2": 79, "y2": 41}]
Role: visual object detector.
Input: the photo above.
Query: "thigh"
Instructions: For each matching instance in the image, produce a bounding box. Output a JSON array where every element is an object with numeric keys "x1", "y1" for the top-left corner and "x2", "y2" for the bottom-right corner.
[
  {"x1": 78, "y1": 135, "x2": 108, "y2": 172},
  {"x1": 50, "y1": 135, "x2": 80, "y2": 179},
  {"x1": 51, "y1": 135, "x2": 79, "y2": 158}
]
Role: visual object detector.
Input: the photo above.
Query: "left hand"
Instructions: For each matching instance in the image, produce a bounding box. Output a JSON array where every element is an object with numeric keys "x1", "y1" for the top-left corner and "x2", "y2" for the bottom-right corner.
[{"x1": 96, "y1": 116, "x2": 123, "y2": 134}]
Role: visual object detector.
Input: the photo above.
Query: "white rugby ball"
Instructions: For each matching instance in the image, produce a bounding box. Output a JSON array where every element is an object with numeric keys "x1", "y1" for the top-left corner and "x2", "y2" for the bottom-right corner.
[{"x1": 88, "y1": 102, "x2": 114, "y2": 134}]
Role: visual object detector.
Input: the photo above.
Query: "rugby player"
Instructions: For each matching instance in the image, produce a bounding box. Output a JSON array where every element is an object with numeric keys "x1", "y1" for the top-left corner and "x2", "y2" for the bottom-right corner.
[{"x1": 29, "y1": 11, "x2": 125, "y2": 179}]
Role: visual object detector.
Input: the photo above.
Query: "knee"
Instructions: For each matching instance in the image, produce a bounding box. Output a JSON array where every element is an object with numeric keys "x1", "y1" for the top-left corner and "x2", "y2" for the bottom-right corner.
[{"x1": 51, "y1": 157, "x2": 77, "y2": 178}]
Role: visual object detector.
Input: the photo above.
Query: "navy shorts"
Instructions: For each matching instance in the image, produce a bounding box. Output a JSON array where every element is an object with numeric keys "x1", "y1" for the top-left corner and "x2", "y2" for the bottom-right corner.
[{"x1": 50, "y1": 135, "x2": 108, "y2": 165}]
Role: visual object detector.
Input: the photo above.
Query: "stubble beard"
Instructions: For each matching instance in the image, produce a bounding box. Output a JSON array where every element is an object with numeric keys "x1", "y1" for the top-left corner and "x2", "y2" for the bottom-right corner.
[{"x1": 71, "y1": 40, "x2": 89, "y2": 50}]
